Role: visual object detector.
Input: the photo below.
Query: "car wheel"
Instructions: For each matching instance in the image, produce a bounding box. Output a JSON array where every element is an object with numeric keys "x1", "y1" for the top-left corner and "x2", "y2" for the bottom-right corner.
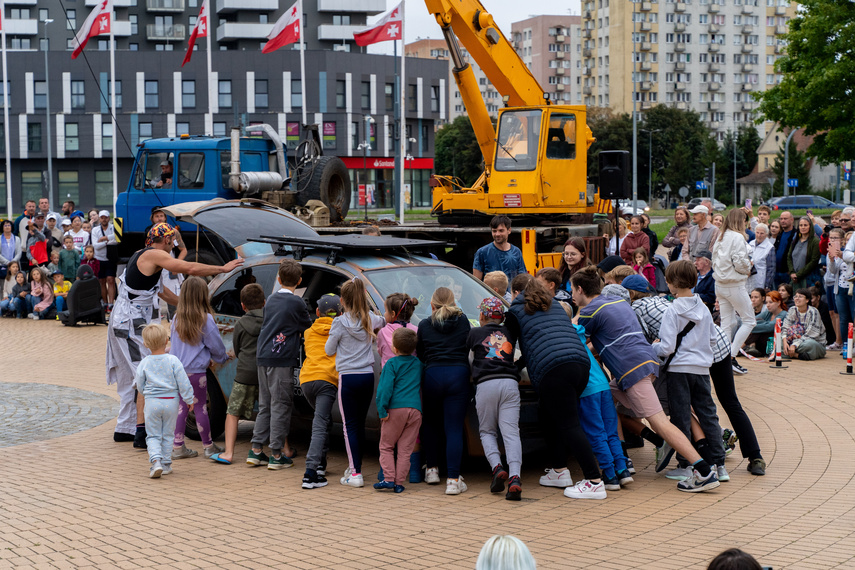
[{"x1": 184, "y1": 369, "x2": 227, "y2": 441}]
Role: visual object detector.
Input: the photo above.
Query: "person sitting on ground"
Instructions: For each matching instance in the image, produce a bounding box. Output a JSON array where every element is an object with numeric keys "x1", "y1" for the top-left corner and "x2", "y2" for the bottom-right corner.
[
  {"x1": 743, "y1": 288, "x2": 773, "y2": 356},
  {"x1": 1, "y1": 260, "x2": 21, "y2": 316},
  {"x1": 484, "y1": 271, "x2": 512, "y2": 303},
  {"x1": 52, "y1": 270, "x2": 72, "y2": 313},
  {"x1": 777, "y1": 283, "x2": 793, "y2": 306},
  {"x1": 5, "y1": 270, "x2": 28, "y2": 318},
  {"x1": 27, "y1": 266, "x2": 54, "y2": 319},
  {"x1": 620, "y1": 216, "x2": 650, "y2": 265},
  {"x1": 779, "y1": 288, "x2": 827, "y2": 361}
]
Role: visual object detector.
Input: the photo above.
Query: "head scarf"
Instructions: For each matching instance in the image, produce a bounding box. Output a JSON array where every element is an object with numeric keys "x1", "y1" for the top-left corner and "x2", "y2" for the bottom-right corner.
[{"x1": 146, "y1": 222, "x2": 175, "y2": 247}]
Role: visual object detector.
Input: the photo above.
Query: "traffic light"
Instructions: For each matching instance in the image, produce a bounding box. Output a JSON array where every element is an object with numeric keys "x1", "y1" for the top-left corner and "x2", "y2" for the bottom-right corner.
[{"x1": 704, "y1": 166, "x2": 713, "y2": 181}]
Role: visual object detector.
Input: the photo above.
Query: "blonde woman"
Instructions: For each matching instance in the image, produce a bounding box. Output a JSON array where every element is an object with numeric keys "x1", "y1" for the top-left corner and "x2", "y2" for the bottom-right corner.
[
  {"x1": 711, "y1": 209, "x2": 755, "y2": 375},
  {"x1": 416, "y1": 286, "x2": 472, "y2": 495}
]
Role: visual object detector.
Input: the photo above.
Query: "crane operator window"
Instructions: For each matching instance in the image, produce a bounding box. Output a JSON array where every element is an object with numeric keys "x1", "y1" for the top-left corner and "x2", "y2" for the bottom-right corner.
[
  {"x1": 545, "y1": 114, "x2": 576, "y2": 160},
  {"x1": 494, "y1": 110, "x2": 541, "y2": 172}
]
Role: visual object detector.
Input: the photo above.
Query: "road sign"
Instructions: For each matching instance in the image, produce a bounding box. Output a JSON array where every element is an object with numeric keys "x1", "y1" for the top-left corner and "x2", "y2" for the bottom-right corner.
[
  {"x1": 678, "y1": 186, "x2": 689, "y2": 198},
  {"x1": 787, "y1": 178, "x2": 798, "y2": 188},
  {"x1": 846, "y1": 172, "x2": 851, "y2": 182},
  {"x1": 696, "y1": 181, "x2": 707, "y2": 190}
]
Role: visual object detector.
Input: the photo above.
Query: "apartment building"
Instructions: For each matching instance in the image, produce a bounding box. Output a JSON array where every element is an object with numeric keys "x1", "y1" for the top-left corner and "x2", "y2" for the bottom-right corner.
[
  {"x1": 0, "y1": 0, "x2": 447, "y2": 212},
  {"x1": 510, "y1": 15, "x2": 583, "y2": 106},
  {"x1": 579, "y1": 0, "x2": 796, "y2": 139}
]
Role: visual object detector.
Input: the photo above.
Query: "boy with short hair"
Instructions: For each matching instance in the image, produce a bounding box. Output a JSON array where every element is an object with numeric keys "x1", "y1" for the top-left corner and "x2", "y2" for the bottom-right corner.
[
  {"x1": 209, "y1": 283, "x2": 265, "y2": 465},
  {"x1": 374, "y1": 327, "x2": 423, "y2": 494},
  {"x1": 59, "y1": 236, "x2": 80, "y2": 279},
  {"x1": 47, "y1": 251, "x2": 61, "y2": 276},
  {"x1": 466, "y1": 297, "x2": 523, "y2": 500},
  {"x1": 652, "y1": 260, "x2": 728, "y2": 484},
  {"x1": 249, "y1": 259, "x2": 312, "y2": 470},
  {"x1": 81, "y1": 245, "x2": 100, "y2": 276},
  {"x1": 510, "y1": 273, "x2": 534, "y2": 299},
  {"x1": 52, "y1": 270, "x2": 72, "y2": 313},
  {"x1": 484, "y1": 271, "x2": 512, "y2": 303},
  {"x1": 134, "y1": 323, "x2": 195, "y2": 478},
  {"x1": 300, "y1": 293, "x2": 342, "y2": 489}
]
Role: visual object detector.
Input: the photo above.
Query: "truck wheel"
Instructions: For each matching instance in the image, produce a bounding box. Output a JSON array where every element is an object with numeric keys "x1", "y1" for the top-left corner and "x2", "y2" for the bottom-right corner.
[
  {"x1": 184, "y1": 369, "x2": 227, "y2": 441},
  {"x1": 294, "y1": 155, "x2": 351, "y2": 222}
]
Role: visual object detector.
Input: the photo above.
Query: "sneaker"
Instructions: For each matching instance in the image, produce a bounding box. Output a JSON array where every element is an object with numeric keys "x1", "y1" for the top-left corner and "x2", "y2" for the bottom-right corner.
[
  {"x1": 172, "y1": 444, "x2": 198, "y2": 459},
  {"x1": 490, "y1": 465, "x2": 509, "y2": 493},
  {"x1": 394, "y1": 484, "x2": 406, "y2": 493},
  {"x1": 655, "y1": 441, "x2": 675, "y2": 472},
  {"x1": 425, "y1": 467, "x2": 440, "y2": 485},
  {"x1": 374, "y1": 481, "x2": 395, "y2": 491},
  {"x1": 677, "y1": 469, "x2": 721, "y2": 493},
  {"x1": 827, "y1": 342, "x2": 842, "y2": 351},
  {"x1": 301, "y1": 471, "x2": 328, "y2": 489},
  {"x1": 161, "y1": 464, "x2": 172, "y2": 476},
  {"x1": 731, "y1": 358, "x2": 748, "y2": 375},
  {"x1": 317, "y1": 466, "x2": 326, "y2": 477},
  {"x1": 666, "y1": 466, "x2": 693, "y2": 481},
  {"x1": 341, "y1": 469, "x2": 364, "y2": 488},
  {"x1": 747, "y1": 458, "x2": 766, "y2": 476},
  {"x1": 602, "y1": 474, "x2": 621, "y2": 491},
  {"x1": 722, "y1": 428, "x2": 738, "y2": 456},
  {"x1": 506, "y1": 476, "x2": 521, "y2": 501},
  {"x1": 625, "y1": 457, "x2": 636, "y2": 475},
  {"x1": 30, "y1": 313, "x2": 39, "y2": 320},
  {"x1": 246, "y1": 449, "x2": 269, "y2": 466},
  {"x1": 113, "y1": 432, "x2": 135, "y2": 443},
  {"x1": 539, "y1": 468, "x2": 573, "y2": 488},
  {"x1": 204, "y1": 443, "x2": 224, "y2": 459},
  {"x1": 267, "y1": 454, "x2": 294, "y2": 470},
  {"x1": 617, "y1": 470, "x2": 634, "y2": 486},
  {"x1": 149, "y1": 460, "x2": 163, "y2": 479},
  {"x1": 716, "y1": 464, "x2": 730, "y2": 482},
  {"x1": 563, "y1": 480, "x2": 607, "y2": 500},
  {"x1": 445, "y1": 477, "x2": 468, "y2": 495}
]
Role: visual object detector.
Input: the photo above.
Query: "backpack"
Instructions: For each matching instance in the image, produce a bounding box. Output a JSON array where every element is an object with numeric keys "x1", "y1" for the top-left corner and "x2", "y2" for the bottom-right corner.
[{"x1": 650, "y1": 256, "x2": 669, "y2": 295}]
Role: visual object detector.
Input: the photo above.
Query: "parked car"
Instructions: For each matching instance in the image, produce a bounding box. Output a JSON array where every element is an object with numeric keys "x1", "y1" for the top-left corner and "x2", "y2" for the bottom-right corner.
[
  {"x1": 767, "y1": 195, "x2": 847, "y2": 211},
  {"x1": 159, "y1": 199, "x2": 537, "y2": 456},
  {"x1": 686, "y1": 197, "x2": 727, "y2": 211},
  {"x1": 618, "y1": 199, "x2": 650, "y2": 218}
]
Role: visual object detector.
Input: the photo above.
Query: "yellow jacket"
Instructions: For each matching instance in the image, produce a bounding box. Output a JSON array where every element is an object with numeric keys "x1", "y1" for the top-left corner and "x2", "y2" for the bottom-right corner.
[{"x1": 300, "y1": 317, "x2": 338, "y2": 386}]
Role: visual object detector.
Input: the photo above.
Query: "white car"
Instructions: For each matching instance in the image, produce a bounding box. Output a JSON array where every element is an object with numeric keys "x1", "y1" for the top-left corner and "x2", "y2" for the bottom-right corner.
[{"x1": 618, "y1": 200, "x2": 651, "y2": 218}]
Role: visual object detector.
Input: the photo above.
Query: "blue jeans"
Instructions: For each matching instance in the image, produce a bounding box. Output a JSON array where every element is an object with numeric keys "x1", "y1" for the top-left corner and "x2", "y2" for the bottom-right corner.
[
  {"x1": 26, "y1": 294, "x2": 51, "y2": 319},
  {"x1": 422, "y1": 365, "x2": 471, "y2": 479},
  {"x1": 836, "y1": 289, "x2": 855, "y2": 345},
  {"x1": 578, "y1": 389, "x2": 627, "y2": 480},
  {"x1": 55, "y1": 296, "x2": 65, "y2": 312}
]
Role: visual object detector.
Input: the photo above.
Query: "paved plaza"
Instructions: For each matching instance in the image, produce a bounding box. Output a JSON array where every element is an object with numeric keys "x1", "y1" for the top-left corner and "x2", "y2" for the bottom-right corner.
[{"x1": 2, "y1": 318, "x2": 855, "y2": 569}]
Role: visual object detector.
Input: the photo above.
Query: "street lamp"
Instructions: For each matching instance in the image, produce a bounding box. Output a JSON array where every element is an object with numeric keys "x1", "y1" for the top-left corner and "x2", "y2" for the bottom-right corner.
[
  {"x1": 358, "y1": 114, "x2": 375, "y2": 221},
  {"x1": 640, "y1": 128, "x2": 661, "y2": 207},
  {"x1": 42, "y1": 19, "x2": 54, "y2": 211}
]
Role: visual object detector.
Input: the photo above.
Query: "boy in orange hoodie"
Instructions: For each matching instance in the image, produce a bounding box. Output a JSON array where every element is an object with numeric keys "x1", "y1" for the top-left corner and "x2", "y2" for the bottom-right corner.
[{"x1": 300, "y1": 293, "x2": 341, "y2": 489}]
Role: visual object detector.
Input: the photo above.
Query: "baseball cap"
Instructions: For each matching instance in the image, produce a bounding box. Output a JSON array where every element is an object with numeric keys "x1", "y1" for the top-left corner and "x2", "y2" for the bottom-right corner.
[
  {"x1": 51, "y1": 270, "x2": 63, "y2": 276},
  {"x1": 317, "y1": 294, "x2": 341, "y2": 317},
  {"x1": 98, "y1": 210, "x2": 110, "y2": 218},
  {"x1": 478, "y1": 296, "x2": 505, "y2": 319},
  {"x1": 697, "y1": 250, "x2": 713, "y2": 260},
  {"x1": 61, "y1": 218, "x2": 72, "y2": 226},
  {"x1": 46, "y1": 213, "x2": 58, "y2": 221},
  {"x1": 622, "y1": 275, "x2": 656, "y2": 294},
  {"x1": 34, "y1": 211, "x2": 45, "y2": 218},
  {"x1": 690, "y1": 205, "x2": 710, "y2": 215},
  {"x1": 160, "y1": 160, "x2": 171, "y2": 166}
]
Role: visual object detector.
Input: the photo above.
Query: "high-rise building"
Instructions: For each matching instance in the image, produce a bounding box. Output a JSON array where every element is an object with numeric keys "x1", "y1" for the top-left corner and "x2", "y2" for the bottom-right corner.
[
  {"x1": 0, "y1": 0, "x2": 446, "y2": 213},
  {"x1": 579, "y1": 0, "x2": 796, "y2": 138},
  {"x1": 510, "y1": 16, "x2": 583, "y2": 106}
]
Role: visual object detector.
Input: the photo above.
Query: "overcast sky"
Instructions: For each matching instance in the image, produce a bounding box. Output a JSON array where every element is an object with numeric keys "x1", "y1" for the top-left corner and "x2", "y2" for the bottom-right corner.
[{"x1": 365, "y1": 0, "x2": 583, "y2": 55}]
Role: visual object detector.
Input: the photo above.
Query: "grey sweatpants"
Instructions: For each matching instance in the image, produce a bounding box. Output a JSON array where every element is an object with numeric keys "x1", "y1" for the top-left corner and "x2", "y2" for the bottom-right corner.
[
  {"x1": 302, "y1": 379, "x2": 337, "y2": 471},
  {"x1": 795, "y1": 338, "x2": 826, "y2": 360},
  {"x1": 251, "y1": 366, "x2": 294, "y2": 453},
  {"x1": 474, "y1": 377, "x2": 522, "y2": 477}
]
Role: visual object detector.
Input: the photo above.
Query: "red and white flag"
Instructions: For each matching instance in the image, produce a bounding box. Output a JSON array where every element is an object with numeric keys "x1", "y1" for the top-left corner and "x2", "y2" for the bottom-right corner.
[
  {"x1": 262, "y1": 0, "x2": 301, "y2": 54},
  {"x1": 71, "y1": 0, "x2": 112, "y2": 59},
  {"x1": 353, "y1": 3, "x2": 402, "y2": 46},
  {"x1": 181, "y1": 0, "x2": 208, "y2": 67}
]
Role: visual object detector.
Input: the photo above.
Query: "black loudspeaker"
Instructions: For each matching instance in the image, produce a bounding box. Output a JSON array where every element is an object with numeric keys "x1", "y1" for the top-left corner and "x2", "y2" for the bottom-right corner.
[{"x1": 598, "y1": 151, "x2": 631, "y2": 199}]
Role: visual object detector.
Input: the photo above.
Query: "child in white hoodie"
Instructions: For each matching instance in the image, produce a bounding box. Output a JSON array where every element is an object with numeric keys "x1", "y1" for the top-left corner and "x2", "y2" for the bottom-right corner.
[{"x1": 653, "y1": 260, "x2": 729, "y2": 487}]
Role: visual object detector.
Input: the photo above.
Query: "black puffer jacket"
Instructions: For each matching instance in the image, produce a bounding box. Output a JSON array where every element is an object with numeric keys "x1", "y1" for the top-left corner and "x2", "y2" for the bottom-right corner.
[{"x1": 416, "y1": 313, "x2": 472, "y2": 370}]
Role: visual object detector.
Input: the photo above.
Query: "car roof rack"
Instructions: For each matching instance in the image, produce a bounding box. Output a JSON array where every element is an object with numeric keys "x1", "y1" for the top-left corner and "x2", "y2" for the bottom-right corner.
[{"x1": 247, "y1": 234, "x2": 446, "y2": 265}]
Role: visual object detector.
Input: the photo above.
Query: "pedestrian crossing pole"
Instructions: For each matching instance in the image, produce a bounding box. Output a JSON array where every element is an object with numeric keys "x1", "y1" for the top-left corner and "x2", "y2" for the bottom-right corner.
[
  {"x1": 841, "y1": 323, "x2": 854, "y2": 376},
  {"x1": 770, "y1": 318, "x2": 788, "y2": 369}
]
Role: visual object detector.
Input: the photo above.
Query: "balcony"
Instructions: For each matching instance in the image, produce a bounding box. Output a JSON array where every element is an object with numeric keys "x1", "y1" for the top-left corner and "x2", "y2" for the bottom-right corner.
[
  {"x1": 556, "y1": 34, "x2": 566, "y2": 43},
  {"x1": 4, "y1": 0, "x2": 37, "y2": 4},
  {"x1": 676, "y1": 102, "x2": 688, "y2": 110},
  {"x1": 708, "y1": 101, "x2": 722, "y2": 110},
  {"x1": 708, "y1": 82, "x2": 721, "y2": 91},
  {"x1": 775, "y1": 25, "x2": 788, "y2": 34},
  {"x1": 640, "y1": 41, "x2": 652, "y2": 51},
  {"x1": 583, "y1": 67, "x2": 592, "y2": 76},
  {"x1": 742, "y1": 24, "x2": 755, "y2": 34},
  {"x1": 218, "y1": 0, "x2": 278, "y2": 11},
  {"x1": 742, "y1": 83, "x2": 754, "y2": 91},
  {"x1": 742, "y1": 63, "x2": 753, "y2": 72},
  {"x1": 316, "y1": 0, "x2": 386, "y2": 13},
  {"x1": 585, "y1": 10, "x2": 593, "y2": 19},
  {"x1": 775, "y1": 5, "x2": 786, "y2": 15},
  {"x1": 640, "y1": 81, "x2": 652, "y2": 91},
  {"x1": 147, "y1": 23, "x2": 186, "y2": 40},
  {"x1": 675, "y1": 42, "x2": 686, "y2": 52},
  {"x1": 317, "y1": 24, "x2": 367, "y2": 41},
  {"x1": 742, "y1": 44, "x2": 754, "y2": 53},
  {"x1": 708, "y1": 24, "x2": 720, "y2": 33},
  {"x1": 216, "y1": 22, "x2": 269, "y2": 41},
  {"x1": 3, "y1": 18, "x2": 37, "y2": 35},
  {"x1": 675, "y1": 61, "x2": 686, "y2": 71},
  {"x1": 641, "y1": 1, "x2": 652, "y2": 10},
  {"x1": 709, "y1": 43, "x2": 720, "y2": 52},
  {"x1": 583, "y1": 29, "x2": 592, "y2": 38},
  {"x1": 708, "y1": 4, "x2": 720, "y2": 13},
  {"x1": 86, "y1": 0, "x2": 132, "y2": 5},
  {"x1": 641, "y1": 61, "x2": 652, "y2": 71},
  {"x1": 675, "y1": 82, "x2": 687, "y2": 90},
  {"x1": 112, "y1": 21, "x2": 132, "y2": 36},
  {"x1": 742, "y1": 101, "x2": 755, "y2": 111},
  {"x1": 742, "y1": 4, "x2": 754, "y2": 13},
  {"x1": 583, "y1": 86, "x2": 592, "y2": 95},
  {"x1": 775, "y1": 44, "x2": 785, "y2": 54},
  {"x1": 147, "y1": 0, "x2": 184, "y2": 12},
  {"x1": 675, "y1": 2, "x2": 686, "y2": 11},
  {"x1": 641, "y1": 101, "x2": 654, "y2": 110},
  {"x1": 709, "y1": 62, "x2": 720, "y2": 72},
  {"x1": 641, "y1": 22, "x2": 652, "y2": 31},
  {"x1": 583, "y1": 48, "x2": 592, "y2": 57},
  {"x1": 556, "y1": 84, "x2": 565, "y2": 91},
  {"x1": 674, "y1": 22, "x2": 686, "y2": 32},
  {"x1": 556, "y1": 67, "x2": 565, "y2": 75},
  {"x1": 556, "y1": 51, "x2": 565, "y2": 59},
  {"x1": 710, "y1": 121, "x2": 722, "y2": 129}
]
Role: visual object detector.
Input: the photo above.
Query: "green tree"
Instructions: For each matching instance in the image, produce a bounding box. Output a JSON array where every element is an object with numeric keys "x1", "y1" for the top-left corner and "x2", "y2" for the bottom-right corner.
[
  {"x1": 719, "y1": 126, "x2": 762, "y2": 204},
  {"x1": 587, "y1": 107, "x2": 633, "y2": 180},
  {"x1": 756, "y1": 0, "x2": 855, "y2": 164},
  {"x1": 663, "y1": 140, "x2": 696, "y2": 194},
  {"x1": 434, "y1": 116, "x2": 483, "y2": 187},
  {"x1": 770, "y1": 138, "x2": 811, "y2": 195}
]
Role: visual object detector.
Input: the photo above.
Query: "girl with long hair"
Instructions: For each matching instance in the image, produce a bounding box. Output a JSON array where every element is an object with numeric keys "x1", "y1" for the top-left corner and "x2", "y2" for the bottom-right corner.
[
  {"x1": 416, "y1": 286, "x2": 472, "y2": 495},
  {"x1": 619, "y1": 216, "x2": 651, "y2": 265},
  {"x1": 377, "y1": 292, "x2": 419, "y2": 366},
  {"x1": 325, "y1": 278, "x2": 386, "y2": 488},
  {"x1": 169, "y1": 276, "x2": 229, "y2": 460},
  {"x1": 787, "y1": 216, "x2": 821, "y2": 289},
  {"x1": 27, "y1": 266, "x2": 54, "y2": 319},
  {"x1": 558, "y1": 237, "x2": 593, "y2": 292}
]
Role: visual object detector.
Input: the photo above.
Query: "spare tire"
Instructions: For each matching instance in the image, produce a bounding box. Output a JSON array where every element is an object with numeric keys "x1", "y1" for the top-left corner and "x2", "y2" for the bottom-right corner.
[{"x1": 293, "y1": 155, "x2": 351, "y2": 222}]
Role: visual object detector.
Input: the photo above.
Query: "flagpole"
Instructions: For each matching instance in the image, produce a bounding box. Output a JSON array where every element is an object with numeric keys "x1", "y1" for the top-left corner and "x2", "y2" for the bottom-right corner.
[
  {"x1": 206, "y1": 0, "x2": 213, "y2": 135},
  {"x1": 110, "y1": 4, "x2": 117, "y2": 208},
  {"x1": 398, "y1": 0, "x2": 406, "y2": 224},
  {"x1": 1, "y1": 0, "x2": 11, "y2": 219},
  {"x1": 299, "y1": 0, "x2": 307, "y2": 126}
]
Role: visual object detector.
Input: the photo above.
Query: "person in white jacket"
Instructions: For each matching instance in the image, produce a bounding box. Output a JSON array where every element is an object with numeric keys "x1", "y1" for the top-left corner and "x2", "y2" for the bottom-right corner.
[
  {"x1": 712, "y1": 209, "x2": 755, "y2": 375},
  {"x1": 748, "y1": 223, "x2": 774, "y2": 291}
]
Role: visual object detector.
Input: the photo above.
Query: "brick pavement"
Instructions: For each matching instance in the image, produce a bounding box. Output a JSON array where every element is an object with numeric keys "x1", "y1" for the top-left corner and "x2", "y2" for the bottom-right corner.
[{"x1": 1, "y1": 318, "x2": 855, "y2": 569}]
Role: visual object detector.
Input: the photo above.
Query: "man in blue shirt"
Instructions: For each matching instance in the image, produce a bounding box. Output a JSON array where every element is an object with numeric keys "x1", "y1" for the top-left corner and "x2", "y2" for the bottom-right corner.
[
  {"x1": 472, "y1": 215, "x2": 527, "y2": 290},
  {"x1": 775, "y1": 211, "x2": 796, "y2": 286}
]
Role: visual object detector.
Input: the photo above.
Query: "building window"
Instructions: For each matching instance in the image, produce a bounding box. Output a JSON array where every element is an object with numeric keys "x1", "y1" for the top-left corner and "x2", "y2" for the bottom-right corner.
[
  {"x1": 0, "y1": 124, "x2": 4, "y2": 153},
  {"x1": 40, "y1": 38, "x2": 49, "y2": 51},
  {"x1": 101, "y1": 122, "x2": 113, "y2": 151},
  {"x1": 70, "y1": 80, "x2": 85, "y2": 110},
  {"x1": 361, "y1": 81, "x2": 370, "y2": 109},
  {"x1": 95, "y1": 171, "x2": 113, "y2": 206},
  {"x1": 109, "y1": 80, "x2": 122, "y2": 109},
  {"x1": 129, "y1": 14, "x2": 137, "y2": 35},
  {"x1": 218, "y1": 80, "x2": 232, "y2": 108},
  {"x1": 65, "y1": 123, "x2": 79, "y2": 151},
  {"x1": 352, "y1": 121, "x2": 360, "y2": 150},
  {"x1": 10, "y1": 38, "x2": 31, "y2": 50},
  {"x1": 145, "y1": 80, "x2": 158, "y2": 108},
  {"x1": 332, "y1": 14, "x2": 351, "y2": 25},
  {"x1": 139, "y1": 122, "x2": 152, "y2": 142},
  {"x1": 431, "y1": 85, "x2": 440, "y2": 113},
  {"x1": 27, "y1": 123, "x2": 41, "y2": 152},
  {"x1": 176, "y1": 122, "x2": 190, "y2": 136},
  {"x1": 385, "y1": 83, "x2": 394, "y2": 111},
  {"x1": 58, "y1": 171, "x2": 79, "y2": 205},
  {"x1": 130, "y1": 43, "x2": 139, "y2": 51},
  {"x1": 34, "y1": 81, "x2": 47, "y2": 110},
  {"x1": 182, "y1": 80, "x2": 196, "y2": 109},
  {"x1": 291, "y1": 79, "x2": 302, "y2": 108},
  {"x1": 255, "y1": 79, "x2": 268, "y2": 108},
  {"x1": 336, "y1": 80, "x2": 346, "y2": 108},
  {"x1": 407, "y1": 84, "x2": 417, "y2": 111},
  {"x1": 213, "y1": 122, "x2": 227, "y2": 137},
  {"x1": 21, "y1": 171, "x2": 43, "y2": 204},
  {"x1": 67, "y1": 9, "x2": 77, "y2": 30}
]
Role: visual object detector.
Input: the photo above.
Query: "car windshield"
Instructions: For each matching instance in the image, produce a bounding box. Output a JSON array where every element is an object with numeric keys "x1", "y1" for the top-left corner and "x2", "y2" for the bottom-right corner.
[
  {"x1": 365, "y1": 266, "x2": 504, "y2": 327},
  {"x1": 191, "y1": 204, "x2": 320, "y2": 248}
]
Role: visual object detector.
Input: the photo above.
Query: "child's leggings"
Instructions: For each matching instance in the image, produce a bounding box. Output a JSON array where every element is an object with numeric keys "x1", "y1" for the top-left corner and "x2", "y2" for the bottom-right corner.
[
  {"x1": 474, "y1": 378, "x2": 522, "y2": 477},
  {"x1": 173, "y1": 372, "x2": 212, "y2": 447},
  {"x1": 338, "y1": 372, "x2": 375, "y2": 474},
  {"x1": 145, "y1": 397, "x2": 179, "y2": 464},
  {"x1": 422, "y1": 365, "x2": 471, "y2": 479},
  {"x1": 578, "y1": 389, "x2": 627, "y2": 480}
]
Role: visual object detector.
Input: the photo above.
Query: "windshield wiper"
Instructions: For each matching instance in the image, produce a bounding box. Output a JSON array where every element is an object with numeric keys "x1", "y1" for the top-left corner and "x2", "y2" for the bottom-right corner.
[{"x1": 495, "y1": 139, "x2": 518, "y2": 162}]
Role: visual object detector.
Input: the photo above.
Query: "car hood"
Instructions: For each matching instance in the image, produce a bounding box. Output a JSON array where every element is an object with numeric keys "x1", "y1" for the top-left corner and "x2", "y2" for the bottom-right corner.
[{"x1": 158, "y1": 198, "x2": 320, "y2": 258}]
